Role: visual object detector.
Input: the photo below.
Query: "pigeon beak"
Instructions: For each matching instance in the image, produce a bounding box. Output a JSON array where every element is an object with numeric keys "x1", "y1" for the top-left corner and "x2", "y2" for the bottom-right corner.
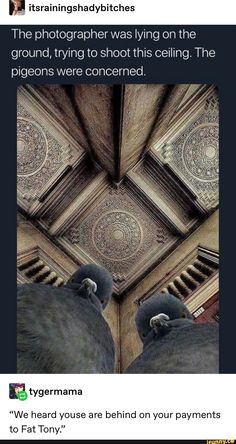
[
  {"x1": 150, "y1": 313, "x2": 170, "y2": 329},
  {"x1": 81, "y1": 278, "x2": 97, "y2": 293}
]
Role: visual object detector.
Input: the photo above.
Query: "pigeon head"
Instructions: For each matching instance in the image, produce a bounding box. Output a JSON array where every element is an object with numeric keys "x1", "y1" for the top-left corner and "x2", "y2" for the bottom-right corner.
[
  {"x1": 66, "y1": 264, "x2": 113, "y2": 309},
  {"x1": 136, "y1": 293, "x2": 193, "y2": 343}
]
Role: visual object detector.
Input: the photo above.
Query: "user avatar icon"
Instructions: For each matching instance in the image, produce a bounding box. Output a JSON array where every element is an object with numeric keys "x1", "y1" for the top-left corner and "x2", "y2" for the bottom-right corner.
[
  {"x1": 9, "y1": 383, "x2": 25, "y2": 399},
  {"x1": 10, "y1": 0, "x2": 25, "y2": 16}
]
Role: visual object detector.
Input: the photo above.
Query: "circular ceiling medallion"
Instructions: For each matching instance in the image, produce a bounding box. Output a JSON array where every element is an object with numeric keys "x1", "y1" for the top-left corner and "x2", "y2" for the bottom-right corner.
[
  {"x1": 17, "y1": 118, "x2": 48, "y2": 177},
  {"x1": 93, "y1": 211, "x2": 143, "y2": 261},
  {"x1": 182, "y1": 124, "x2": 219, "y2": 181}
]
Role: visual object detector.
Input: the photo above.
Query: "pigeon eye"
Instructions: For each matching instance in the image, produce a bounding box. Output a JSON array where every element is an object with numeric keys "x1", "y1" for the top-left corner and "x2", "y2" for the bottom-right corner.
[{"x1": 182, "y1": 312, "x2": 187, "y2": 318}]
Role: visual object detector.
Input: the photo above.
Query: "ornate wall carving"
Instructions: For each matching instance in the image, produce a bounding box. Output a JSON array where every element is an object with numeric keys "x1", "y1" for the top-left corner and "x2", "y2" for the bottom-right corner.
[
  {"x1": 17, "y1": 118, "x2": 49, "y2": 176},
  {"x1": 17, "y1": 103, "x2": 72, "y2": 202},
  {"x1": 62, "y1": 186, "x2": 176, "y2": 294},
  {"x1": 156, "y1": 94, "x2": 219, "y2": 211},
  {"x1": 17, "y1": 88, "x2": 84, "y2": 212},
  {"x1": 92, "y1": 211, "x2": 143, "y2": 261}
]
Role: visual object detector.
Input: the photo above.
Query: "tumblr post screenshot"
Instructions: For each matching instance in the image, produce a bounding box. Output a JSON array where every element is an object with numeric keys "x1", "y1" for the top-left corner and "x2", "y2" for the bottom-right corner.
[{"x1": 0, "y1": 0, "x2": 236, "y2": 442}]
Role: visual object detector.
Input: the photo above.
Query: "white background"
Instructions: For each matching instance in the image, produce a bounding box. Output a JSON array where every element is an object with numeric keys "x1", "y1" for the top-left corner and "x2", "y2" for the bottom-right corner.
[
  {"x1": 1, "y1": 0, "x2": 236, "y2": 25},
  {"x1": 0, "y1": 374, "x2": 235, "y2": 440}
]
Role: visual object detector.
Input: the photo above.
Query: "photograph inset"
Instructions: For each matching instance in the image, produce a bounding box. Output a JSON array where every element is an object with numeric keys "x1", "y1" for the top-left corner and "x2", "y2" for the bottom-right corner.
[{"x1": 17, "y1": 84, "x2": 219, "y2": 374}]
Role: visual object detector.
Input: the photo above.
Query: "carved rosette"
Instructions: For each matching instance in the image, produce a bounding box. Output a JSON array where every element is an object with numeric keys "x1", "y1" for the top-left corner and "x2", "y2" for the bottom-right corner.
[
  {"x1": 182, "y1": 124, "x2": 218, "y2": 182},
  {"x1": 160, "y1": 102, "x2": 219, "y2": 209},
  {"x1": 92, "y1": 211, "x2": 142, "y2": 260},
  {"x1": 17, "y1": 118, "x2": 48, "y2": 176},
  {"x1": 17, "y1": 103, "x2": 73, "y2": 204},
  {"x1": 64, "y1": 188, "x2": 173, "y2": 277}
]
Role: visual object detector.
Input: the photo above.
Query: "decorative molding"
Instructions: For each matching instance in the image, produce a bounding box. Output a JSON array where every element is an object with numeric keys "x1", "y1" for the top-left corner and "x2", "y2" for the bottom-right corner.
[
  {"x1": 127, "y1": 170, "x2": 187, "y2": 235},
  {"x1": 137, "y1": 246, "x2": 219, "y2": 307},
  {"x1": 34, "y1": 158, "x2": 98, "y2": 224},
  {"x1": 170, "y1": 85, "x2": 215, "y2": 128},
  {"x1": 48, "y1": 171, "x2": 108, "y2": 236},
  {"x1": 25, "y1": 85, "x2": 90, "y2": 152},
  {"x1": 144, "y1": 152, "x2": 200, "y2": 222},
  {"x1": 17, "y1": 247, "x2": 70, "y2": 286},
  {"x1": 127, "y1": 166, "x2": 196, "y2": 235},
  {"x1": 185, "y1": 274, "x2": 219, "y2": 314}
]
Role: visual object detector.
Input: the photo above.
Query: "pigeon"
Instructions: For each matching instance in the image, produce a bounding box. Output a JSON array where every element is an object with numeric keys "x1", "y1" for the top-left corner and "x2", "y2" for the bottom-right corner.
[
  {"x1": 125, "y1": 293, "x2": 219, "y2": 374},
  {"x1": 17, "y1": 264, "x2": 115, "y2": 374}
]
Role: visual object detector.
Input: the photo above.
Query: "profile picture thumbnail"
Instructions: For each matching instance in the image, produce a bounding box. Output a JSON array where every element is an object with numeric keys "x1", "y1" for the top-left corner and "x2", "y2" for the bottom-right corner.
[
  {"x1": 9, "y1": 383, "x2": 25, "y2": 399},
  {"x1": 10, "y1": 0, "x2": 25, "y2": 16}
]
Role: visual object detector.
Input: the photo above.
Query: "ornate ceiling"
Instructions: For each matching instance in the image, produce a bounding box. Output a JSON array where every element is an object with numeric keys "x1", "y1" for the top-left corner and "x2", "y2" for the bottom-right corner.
[{"x1": 17, "y1": 84, "x2": 219, "y2": 297}]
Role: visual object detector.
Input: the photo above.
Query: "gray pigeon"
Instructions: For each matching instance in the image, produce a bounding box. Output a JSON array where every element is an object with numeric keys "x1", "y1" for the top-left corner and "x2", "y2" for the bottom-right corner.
[
  {"x1": 17, "y1": 264, "x2": 115, "y2": 374},
  {"x1": 125, "y1": 293, "x2": 219, "y2": 374}
]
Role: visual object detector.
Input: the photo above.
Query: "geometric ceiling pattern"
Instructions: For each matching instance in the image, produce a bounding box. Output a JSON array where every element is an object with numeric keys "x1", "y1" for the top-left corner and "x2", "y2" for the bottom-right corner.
[
  {"x1": 152, "y1": 93, "x2": 219, "y2": 211},
  {"x1": 17, "y1": 84, "x2": 219, "y2": 297}
]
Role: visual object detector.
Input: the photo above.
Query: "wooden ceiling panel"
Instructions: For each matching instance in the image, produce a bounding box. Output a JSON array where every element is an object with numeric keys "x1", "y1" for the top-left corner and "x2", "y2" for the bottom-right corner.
[
  {"x1": 32, "y1": 85, "x2": 90, "y2": 151},
  {"x1": 148, "y1": 84, "x2": 191, "y2": 145},
  {"x1": 119, "y1": 84, "x2": 168, "y2": 179},
  {"x1": 74, "y1": 84, "x2": 116, "y2": 177}
]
